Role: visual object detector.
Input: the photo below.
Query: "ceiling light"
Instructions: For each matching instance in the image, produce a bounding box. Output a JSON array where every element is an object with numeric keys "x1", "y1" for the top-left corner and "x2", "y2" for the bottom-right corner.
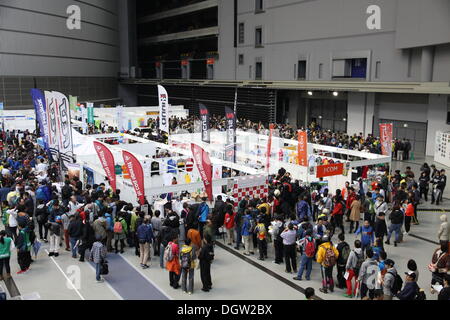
[
  {"x1": 307, "y1": 91, "x2": 313, "y2": 96},
  {"x1": 333, "y1": 91, "x2": 339, "y2": 97},
  {"x1": 318, "y1": 116, "x2": 323, "y2": 119},
  {"x1": 343, "y1": 118, "x2": 347, "y2": 122}
]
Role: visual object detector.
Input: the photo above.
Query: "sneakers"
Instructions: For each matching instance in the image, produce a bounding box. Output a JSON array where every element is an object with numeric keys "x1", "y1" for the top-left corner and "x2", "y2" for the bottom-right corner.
[
  {"x1": 54, "y1": 253, "x2": 59, "y2": 257},
  {"x1": 293, "y1": 277, "x2": 302, "y2": 281},
  {"x1": 385, "y1": 240, "x2": 390, "y2": 245},
  {"x1": 17, "y1": 269, "x2": 28, "y2": 275},
  {"x1": 48, "y1": 252, "x2": 54, "y2": 257},
  {"x1": 319, "y1": 288, "x2": 328, "y2": 294},
  {"x1": 188, "y1": 292, "x2": 192, "y2": 295},
  {"x1": 243, "y1": 252, "x2": 250, "y2": 256},
  {"x1": 96, "y1": 279, "x2": 104, "y2": 283},
  {"x1": 403, "y1": 232, "x2": 408, "y2": 236},
  {"x1": 343, "y1": 294, "x2": 353, "y2": 298},
  {"x1": 394, "y1": 241, "x2": 398, "y2": 247},
  {"x1": 142, "y1": 264, "x2": 150, "y2": 269},
  {"x1": 258, "y1": 257, "x2": 264, "y2": 261},
  {"x1": 201, "y1": 288, "x2": 210, "y2": 292}
]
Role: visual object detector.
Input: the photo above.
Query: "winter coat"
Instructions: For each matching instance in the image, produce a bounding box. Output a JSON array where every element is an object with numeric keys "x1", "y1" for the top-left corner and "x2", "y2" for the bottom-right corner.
[
  {"x1": 349, "y1": 200, "x2": 361, "y2": 222},
  {"x1": 438, "y1": 215, "x2": 450, "y2": 242},
  {"x1": 316, "y1": 241, "x2": 339, "y2": 267}
]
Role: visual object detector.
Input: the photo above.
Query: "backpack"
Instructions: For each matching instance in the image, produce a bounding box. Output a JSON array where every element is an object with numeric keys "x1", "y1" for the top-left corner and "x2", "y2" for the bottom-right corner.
[
  {"x1": 181, "y1": 248, "x2": 193, "y2": 269},
  {"x1": 339, "y1": 243, "x2": 351, "y2": 265},
  {"x1": 415, "y1": 289, "x2": 426, "y2": 301},
  {"x1": 164, "y1": 243, "x2": 174, "y2": 262},
  {"x1": 354, "y1": 250, "x2": 364, "y2": 271},
  {"x1": 113, "y1": 220, "x2": 123, "y2": 233},
  {"x1": 389, "y1": 271, "x2": 403, "y2": 295},
  {"x1": 249, "y1": 217, "x2": 256, "y2": 233},
  {"x1": 323, "y1": 247, "x2": 337, "y2": 267},
  {"x1": 305, "y1": 238, "x2": 316, "y2": 258}
]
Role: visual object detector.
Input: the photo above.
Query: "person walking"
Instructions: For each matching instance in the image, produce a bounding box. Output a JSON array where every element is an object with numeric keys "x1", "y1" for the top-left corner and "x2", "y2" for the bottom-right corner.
[
  {"x1": 0, "y1": 230, "x2": 14, "y2": 280},
  {"x1": 89, "y1": 235, "x2": 107, "y2": 283},
  {"x1": 68, "y1": 214, "x2": 83, "y2": 259},
  {"x1": 397, "y1": 272, "x2": 419, "y2": 300},
  {"x1": 316, "y1": 235, "x2": 339, "y2": 293},
  {"x1": 418, "y1": 171, "x2": 430, "y2": 202},
  {"x1": 137, "y1": 217, "x2": 154, "y2": 269},
  {"x1": 78, "y1": 212, "x2": 95, "y2": 262},
  {"x1": 281, "y1": 223, "x2": 297, "y2": 274},
  {"x1": 385, "y1": 204, "x2": 404, "y2": 247},
  {"x1": 345, "y1": 240, "x2": 364, "y2": 298},
  {"x1": 198, "y1": 235, "x2": 214, "y2": 292},
  {"x1": 293, "y1": 230, "x2": 315, "y2": 281},
  {"x1": 223, "y1": 207, "x2": 236, "y2": 246},
  {"x1": 357, "y1": 248, "x2": 378, "y2": 300},
  {"x1": 355, "y1": 220, "x2": 375, "y2": 254},
  {"x1": 35, "y1": 200, "x2": 49, "y2": 242},
  {"x1": 15, "y1": 224, "x2": 32, "y2": 274},
  {"x1": 349, "y1": 195, "x2": 362, "y2": 233},
  {"x1": 47, "y1": 216, "x2": 62, "y2": 257},
  {"x1": 180, "y1": 238, "x2": 196, "y2": 295},
  {"x1": 404, "y1": 199, "x2": 415, "y2": 236}
]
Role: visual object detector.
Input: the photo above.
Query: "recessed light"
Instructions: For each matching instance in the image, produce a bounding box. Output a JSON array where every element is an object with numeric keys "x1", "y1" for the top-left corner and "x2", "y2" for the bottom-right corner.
[
  {"x1": 333, "y1": 91, "x2": 339, "y2": 97},
  {"x1": 308, "y1": 91, "x2": 313, "y2": 96}
]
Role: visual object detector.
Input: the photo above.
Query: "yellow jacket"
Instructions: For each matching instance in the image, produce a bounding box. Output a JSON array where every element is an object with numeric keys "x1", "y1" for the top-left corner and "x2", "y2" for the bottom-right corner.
[
  {"x1": 257, "y1": 203, "x2": 271, "y2": 215},
  {"x1": 316, "y1": 241, "x2": 339, "y2": 267}
]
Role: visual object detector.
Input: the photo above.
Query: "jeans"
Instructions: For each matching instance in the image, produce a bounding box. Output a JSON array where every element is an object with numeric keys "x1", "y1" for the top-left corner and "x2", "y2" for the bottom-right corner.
[
  {"x1": 181, "y1": 268, "x2": 194, "y2": 293},
  {"x1": 38, "y1": 222, "x2": 48, "y2": 240},
  {"x1": 95, "y1": 262, "x2": 101, "y2": 281},
  {"x1": 297, "y1": 254, "x2": 313, "y2": 280},
  {"x1": 387, "y1": 223, "x2": 402, "y2": 242},
  {"x1": 235, "y1": 225, "x2": 242, "y2": 248},
  {"x1": 70, "y1": 237, "x2": 78, "y2": 258},
  {"x1": 160, "y1": 244, "x2": 165, "y2": 268}
]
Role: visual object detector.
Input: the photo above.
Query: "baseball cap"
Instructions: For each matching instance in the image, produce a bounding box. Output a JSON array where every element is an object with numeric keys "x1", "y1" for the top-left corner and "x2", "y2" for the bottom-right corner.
[{"x1": 405, "y1": 271, "x2": 416, "y2": 279}]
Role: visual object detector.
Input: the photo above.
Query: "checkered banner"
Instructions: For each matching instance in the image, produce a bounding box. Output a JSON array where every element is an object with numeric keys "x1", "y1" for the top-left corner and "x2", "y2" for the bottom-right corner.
[{"x1": 233, "y1": 175, "x2": 269, "y2": 206}]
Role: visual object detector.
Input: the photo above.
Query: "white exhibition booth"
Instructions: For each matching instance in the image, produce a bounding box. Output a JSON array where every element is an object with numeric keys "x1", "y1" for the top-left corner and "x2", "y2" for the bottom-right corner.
[{"x1": 0, "y1": 110, "x2": 36, "y2": 131}]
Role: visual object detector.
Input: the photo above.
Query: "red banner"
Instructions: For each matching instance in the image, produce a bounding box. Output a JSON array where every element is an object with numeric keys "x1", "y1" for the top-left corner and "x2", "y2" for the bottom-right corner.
[
  {"x1": 122, "y1": 151, "x2": 145, "y2": 205},
  {"x1": 379, "y1": 123, "x2": 393, "y2": 156},
  {"x1": 191, "y1": 143, "x2": 213, "y2": 201},
  {"x1": 297, "y1": 130, "x2": 308, "y2": 167},
  {"x1": 207, "y1": 58, "x2": 215, "y2": 65},
  {"x1": 93, "y1": 141, "x2": 117, "y2": 192},
  {"x1": 266, "y1": 124, "x2": 274, "y2": 172},
  {"x1": 316, "y1": 163, "x2": 344, "y2": 178}
]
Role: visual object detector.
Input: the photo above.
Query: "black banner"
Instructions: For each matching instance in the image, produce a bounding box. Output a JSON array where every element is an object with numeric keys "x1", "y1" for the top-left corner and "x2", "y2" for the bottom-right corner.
[
  {"x1": 199, "y1": 103, "x2": 210, "y2": 144},
  {"x1": 224, "y1": 106, "x2": 236, "y2": 163}
]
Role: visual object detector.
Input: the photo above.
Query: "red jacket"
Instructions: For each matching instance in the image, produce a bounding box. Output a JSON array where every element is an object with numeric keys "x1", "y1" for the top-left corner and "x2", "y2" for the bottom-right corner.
[
  {"x1": 405, "y1": 203, "x2": 415, "y2": 217},
  {"x1": 224, "y1": 212, "x2": 236, "y2": 229},
  {"x1": 346, "y1": 193, "x2": 356, "y2": 209},
  {"x1": 332, "y1": 202, "x2": 344, "y2": 216}
]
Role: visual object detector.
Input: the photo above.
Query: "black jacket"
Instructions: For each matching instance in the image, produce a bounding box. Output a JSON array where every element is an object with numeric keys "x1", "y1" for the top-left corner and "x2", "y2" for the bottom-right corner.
[
  {"x1": 389, "y1": 210, "x2": 404, "y2": 225},
  {"x1": 198, "y1": 242, "x2": 214, "y2": 263},
  {"x1": 68, "y1": 220, "x2": 83, "y2": 238},
  {"x1": 374, "y1": 218, "x2": 388, "y2": 238}
]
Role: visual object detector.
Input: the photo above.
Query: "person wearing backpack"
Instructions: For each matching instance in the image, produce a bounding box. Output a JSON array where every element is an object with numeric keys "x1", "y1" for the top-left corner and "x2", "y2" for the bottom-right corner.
[
  {"x1": 316, "y1": 235, "x2": 339, "y2": 293},
  {"x1": 35, "y1": 199, "x2": 49, "y2": 242},
  {"x1": 357, "y1": 248, "x2": 379, "y2": 300},
  {"x1": 113, "y1": 212, "x2": 128, "y2": 254},
  {"x1": 345, "y1": 240, "x2": 364, "y2": 298},
  {"x1": 397, "y1": 271, "x2": 420, "y2": 300},
  {"x1": 180, "y1": 238, "x2": 196, "y2": 295},
  {"x1": 137, "y1": 217, "x2": 154, "y2": 269},
  {"x1": 385, "y1": 204, "x2": 404, "y2": 247},
  {"x1": 15, "y1": 224, "x2": 32, "y2": 274},
  {"x1": 241, "y1": 209, "x2": 254, "y2": 256},
  {"x1": 336, "y1": 233, "x2": 350, "y2": 289},
  {"x1": 254, "y1": 217, "x2": 267, "y2": 261},
  {"x1": 165, "y1": 237, "x2": 181, "y2": 289},
  {"x1": 382, "y1": 259, "x2": 400, "y2": 300},
  {"x1": 198, "y1": 235, "x2": 214, "y2": 292},
  {"x1": 293, "y1": 229, "x2": 315, "y2": 281}
]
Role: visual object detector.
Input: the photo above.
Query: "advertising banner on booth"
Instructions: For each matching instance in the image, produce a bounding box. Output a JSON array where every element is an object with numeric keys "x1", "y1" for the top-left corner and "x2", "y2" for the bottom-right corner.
[
  {"x1": 31, "y1": 89, "x2": 50, "y2": 152},
  {"x1": 158, "y1": 85, "x2": 169, "y2": 134},
  {"x1": 224, "y1": 106, "x2": 236, "y2": 163},
  {"x1": 199, "y1": 103, "x2": 210, "y2": 143},
  {"x1": 53, "y1": 91, "x2": 74, "y2": 163},
  {"x1": 69, "y1": 95, "x2": 77, "y2": 115},
  {"x1": 266, "y1": 124, "x2": 274, "y2": 172},
  {"x1": 87, "y1": 103, "x2": 94, "y2": 124},
  {"x1": 93, "y1": 141, "x2": 117, "y2": 192},
  {"x1": 116, "y1": 105, "x2": 125, "y2": 131},
  {"x1": 297, "y1": 130, "x2": 308, "y2": 167},
  {"x1": 316, "y1": 163, "x2": 344, "y2": 178},
  {"x1": 379, "y1": 123, "x2": 393, "y2": 156},
  {"x1": 191, "y1": 143, "x2": 213, "y2": 201},
  {"x1": 122, "y1": 151, "x2": 145, "y2": 205},
  {"x1": 44, "y1": 91, "x2": 59, "y2": 161},
  {"x1": 81, "y1": 105, "x2": 88, "y2": 134}
]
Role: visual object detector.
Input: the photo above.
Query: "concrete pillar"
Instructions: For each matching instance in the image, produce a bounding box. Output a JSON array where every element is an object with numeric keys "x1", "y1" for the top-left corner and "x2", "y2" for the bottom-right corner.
[
  {"x1": 421, "y1": 46, "x2": 435, "y2": 82},
  {"x1": 426, "y1": 94, "x2": 450, "y2": 156}
]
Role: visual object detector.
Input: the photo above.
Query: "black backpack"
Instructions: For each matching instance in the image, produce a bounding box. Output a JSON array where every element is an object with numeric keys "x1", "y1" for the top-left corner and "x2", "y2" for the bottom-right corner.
[{"x1": 389, "y1": 271, "x2": 403, "y2": 295}]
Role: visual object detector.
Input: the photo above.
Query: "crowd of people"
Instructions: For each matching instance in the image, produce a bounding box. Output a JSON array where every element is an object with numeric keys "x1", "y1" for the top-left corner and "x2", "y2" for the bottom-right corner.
[{"x1": 0, "y1": 123, "x2": 449, "y2": 300}]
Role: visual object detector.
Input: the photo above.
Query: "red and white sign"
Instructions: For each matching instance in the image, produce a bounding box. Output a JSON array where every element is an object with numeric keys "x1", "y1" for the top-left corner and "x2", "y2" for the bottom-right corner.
[
  {"x1": 297, "y1": 130, "x2": 308, "y2": 167},
  {"x1": 316, "y1": 163, "x2": 344, "y2": 178},
  {"x1": 191, "y1": 143, "x2": 213, "y2": 201},
  {"x1": 93, "y1": 141, "x2": 117, "y2": 192},
  {"x1": 122, "y1": 151, "x2": 145, "y2": 205},
  {"x1": 266, "y1": 124, "x2": 274, "y2": 172},
  {"x1": 379, "y1": 123, "x2": 393, "y2": 156}
]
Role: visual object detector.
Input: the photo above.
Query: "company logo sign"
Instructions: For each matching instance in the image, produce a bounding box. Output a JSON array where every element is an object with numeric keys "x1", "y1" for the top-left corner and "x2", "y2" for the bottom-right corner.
[{"x1": 316, "y1": 163, "x2": 344, "y2": 178}]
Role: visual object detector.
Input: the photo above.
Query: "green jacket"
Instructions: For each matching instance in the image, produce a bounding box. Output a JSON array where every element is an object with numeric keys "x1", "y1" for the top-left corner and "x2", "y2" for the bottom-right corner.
[
  {"x1": 0, "y1": 237, "x2": 13, "y2": 258},
  {"x1": 130, "y1": 213, "x2": 138, "y2": 232}
]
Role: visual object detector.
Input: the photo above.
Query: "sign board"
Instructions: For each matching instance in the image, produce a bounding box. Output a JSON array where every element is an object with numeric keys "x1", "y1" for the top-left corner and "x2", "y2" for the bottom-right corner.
[{"x1": 316, "y1": 163, "x2": 344, "y2": 178}]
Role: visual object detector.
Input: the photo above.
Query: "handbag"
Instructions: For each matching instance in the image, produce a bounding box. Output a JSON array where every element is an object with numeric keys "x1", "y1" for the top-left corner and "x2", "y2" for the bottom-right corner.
[{"x1": 100, "y1": 260, "x2": 109, "y2": 275}]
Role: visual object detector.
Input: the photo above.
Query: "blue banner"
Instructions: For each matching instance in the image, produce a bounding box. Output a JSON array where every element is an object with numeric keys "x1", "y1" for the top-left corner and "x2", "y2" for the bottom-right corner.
[{"x1": 31, "y1": 89, "x2": 50, "y2": 152}]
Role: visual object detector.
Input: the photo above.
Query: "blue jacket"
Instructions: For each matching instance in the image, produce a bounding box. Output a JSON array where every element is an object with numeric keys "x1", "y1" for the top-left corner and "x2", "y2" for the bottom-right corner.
[
  {"x1": 198, "y1": 202, "x2": 209, "y2": 223},
  {"x1": 397, "y1": 281, "x2": 419, "y2": 300},
  {"x1": 137, "y1": 224, "x2": 154, "y2": 243},
  {"x1": 355, "y1": 225, "x2": 374, "y2": 245},
  {"x1": 241, "y1": 214, "x2": 252, "y2": 236},
  {"x1": 296, "y1": 200, "x2": 311, "y2": 221},
  {"x1": 0, "y1": 187, "x2": 10, "y2": 202},
  {"x1": 105, "y1": 213, "x2": 113, "y2": 232}
]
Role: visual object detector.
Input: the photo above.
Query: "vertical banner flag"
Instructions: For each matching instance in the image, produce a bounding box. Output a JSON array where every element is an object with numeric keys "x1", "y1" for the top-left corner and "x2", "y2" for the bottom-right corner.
[
  {"x1": 158, "y1": 85, "x2": 169, "y2": 133},
  {"x1": 191, "y1": 143, "x2": 213, "y2": 201},
  {"x1": 266, "y1": 124, "x2": 274, "y2": 172},
  {"x1": 225, "y1": 106, "x2": 237, "y2": 163},
  {"x1": 53, "y1": 91, "x2": 74, "y2": 163},
  {"x1": 44, "y1": 91, "x2": 59, "y2": 160},
  {"x1": 199, "y1": 103, "x2": 210, "y2": 143},
  {"x1": 93, "y1": 141, "x2": 117, "y2": 192},
  {"x1": 81, "y1": 105, "x2": 88, "y2": 134},
  {"x1": 69, "y1": 95, "x2": 77, "y2": 115},
  {"x1": 122, "y1": 151, "x2": 145, "y2": 205},
  {"x1": 116, "y1": 105, "x2": 125, "y2": 131},
  {"x1": 297, "y1": 130, "x2": 308, "y2": 167},
  {"x1": 379, "y1": 123, "x2": 393, "y2": 156},
  {"x1": 87, "y1": 102, "x2": 94, "y2": 124},
  {"x1": 30, "y1": 89, "x2": 50, "y2": 152}
]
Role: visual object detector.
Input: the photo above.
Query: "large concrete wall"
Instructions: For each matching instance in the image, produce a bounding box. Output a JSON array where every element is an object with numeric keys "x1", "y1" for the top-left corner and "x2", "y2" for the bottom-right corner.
[
  {"x1": 217, "y1": 0, "x2": 450, "y2": 82},
  {"x1": 0, "y1": 0, "x2": 119, "y2": 77}
]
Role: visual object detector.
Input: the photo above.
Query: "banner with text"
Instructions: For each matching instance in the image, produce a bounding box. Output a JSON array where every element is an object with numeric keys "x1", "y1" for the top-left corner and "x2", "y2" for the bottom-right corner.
[
  {"x1": 31, "y1": 89, "x2": 50, "y2": 152},
  {"x1": 53, "y1": 91, "x2": 74, "y2": 164},
  {"x1": 199, "y1": 103, "x2": 210, "y2": 144},
  {"x1": 316, "y1": 163, "x2": 344, "y2": 178},
  {"x1": 191, "y1": 143, "x2": 213, "y2": 201},
  {"x1": 379, "y1": 123, "x2": 393, "y2": 156},
  {"x1": 44, "y1": 91, "x2": 59, "y2": 161},
  {"x1": 93, "y1": 141, "x2": 117, "y2": 192},
  {"x1": 158, "y1": 85, "x2": 169, "y2": 134},
  {"x1": 266, "y1": 124, "x2": 274, "y2": 172},
  {"x1": 122, "y1": 151, "x2": 145, "y2": 205},
  {"x1": 297, "y1": 130, "x2": 308, "y2": 167},
  {"x1": 224, "y1": 106, "x2": 236, "y2": 163}
]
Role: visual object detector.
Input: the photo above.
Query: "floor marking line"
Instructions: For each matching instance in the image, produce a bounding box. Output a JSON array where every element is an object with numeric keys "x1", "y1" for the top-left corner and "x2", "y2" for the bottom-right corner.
[
  {"x1": 409, "y1": 234, "x2": 440, "y2": 245},
  {"x1": 44, "y1": 249, "x2": 85, "y2": 300},
  {"x1": 118, "y1": 254, "x2": 173, "y2": 300}
]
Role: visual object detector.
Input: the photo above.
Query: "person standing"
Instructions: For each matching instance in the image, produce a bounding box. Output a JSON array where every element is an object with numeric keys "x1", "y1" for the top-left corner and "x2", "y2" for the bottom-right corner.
[
  {"x1": 78, "y1": 213, "x2": 95, "y2": 262},
  {"x1": 397, "y1": 272, "x2": 419, "y2": 300},
  {"x1": 345, "y1": 240, "x2": 364, "y2": 298},
  {"x1": 89, "y1": 235, "x2": 107, "y2": 283},
  {"x1": 197, "y1": 197, "x2": 209, "y2": 239},
  {"x1": 151, "y1": 210, "x2": 162, "y2": 256},
  {"x1": 15, "y1": 224, "x2": 32, "y2": 274},
  {"x1": 349, "y1": 195, "x2": 361, "y2": 233},
  {"x1": 437, "y1": 214, "x2": 450, "y2": 249},
  {"x1": 281, "y1": 223, "x2": 297, "y2": 274},
  {"x1": 223, "y1": 207, "x2": 236, "y2": 246},
  {"x1": 0, "y1": 230, "x2": 14, "y2": 280},
  {"x1": 68, "y1": 214, "x2": 83, "y2": 259},
  {"x1": 355, "y1": 220, "x2": 375, "y2": 254},
  {"x1": 438, "y1": 274, "x2": 450, "y2": 300},
  {"x1": 385, "y1": 204, "x2": 404, "y2": 247},
  {"x1": 198, "y1": 235, "x2": 214, "y2": 292},
  {"x1": 382, "y1": 259, "x2": 398, "y2": 300},
  {"x1": 180, "y1": 238, "x2": 196, "y2": 295},
  {"x1": 336, "y1": 233, "x2": 350, "y2": 289},
  {"x1": 404, "y1": 199, "x2": 415, "y2": 236},
  {"x1": 418, "y1": 172, "x2": 430, "y2": 202},
  {"x1": 374, "y1": 212, "x2": 388, "y2": 251},
  {"x1": 293, "y1": 230, "x2": 315, "y2": 281},
  {"x1": 47, "y1": 216, "x2": 62, "y2": 257},
  {"x1": 166, "y1": 237, "x2": 181, "y2": 289},
  {"x1": 357, "y1": 248, "x2": 378, "y2": 300},
  {"x1": 316, "y1": 235, "x2": 339, "y2": 293},
  {"x1": 241, "y1": 209, "x2": 254, "y2": 256},
  {"x1": 137, "y1": 217, "x2": 154, "y2": 269},
  {"x1": 113, "y1": 212, "x2": 128, "y2": 254},
  {"x1": 254, "y1": 217, "x2": 267, "y2": 261}
]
